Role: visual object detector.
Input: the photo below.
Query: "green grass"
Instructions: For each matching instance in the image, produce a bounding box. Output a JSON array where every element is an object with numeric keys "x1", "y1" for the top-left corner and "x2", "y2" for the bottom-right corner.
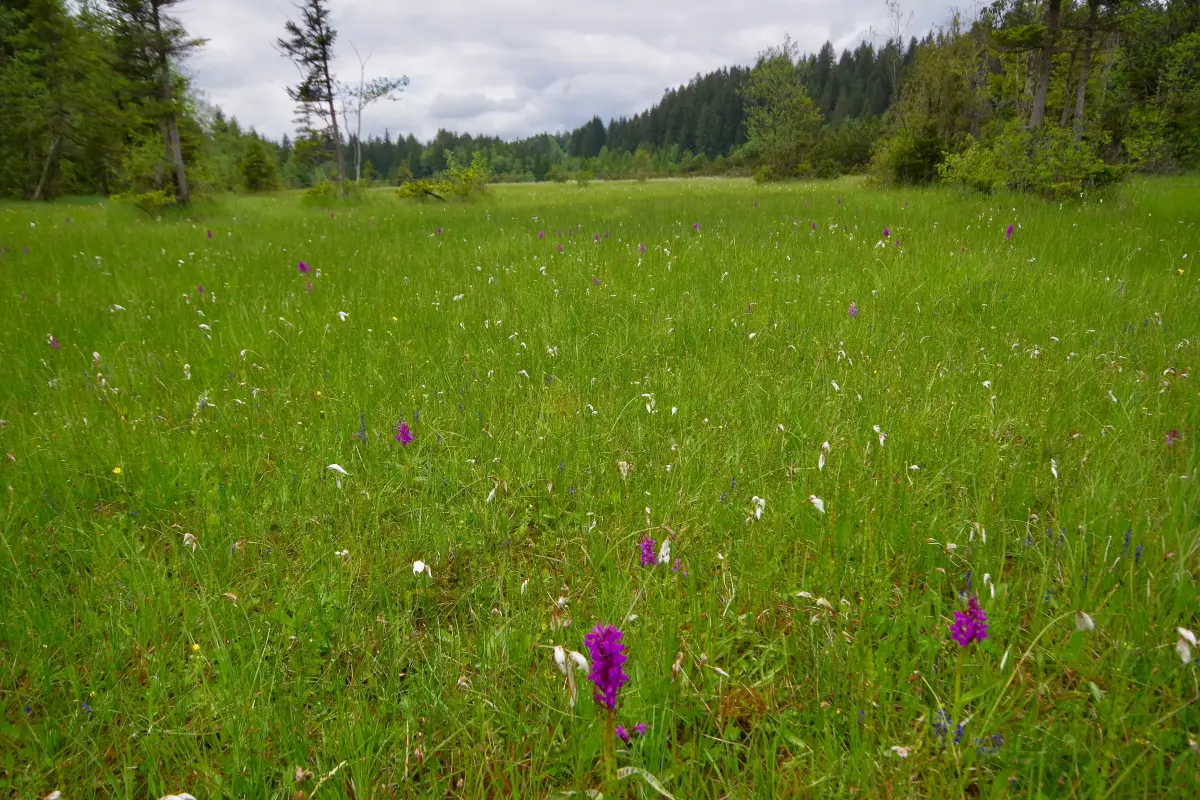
[{"x1": 1, "y1": 176, "x2": 1198, "y2": 799}]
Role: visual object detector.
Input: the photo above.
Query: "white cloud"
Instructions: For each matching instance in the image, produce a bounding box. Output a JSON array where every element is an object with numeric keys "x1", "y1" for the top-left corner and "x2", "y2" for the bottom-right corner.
[{"x1": 176, "y1": 0, "x2": 955, "y2": 142}]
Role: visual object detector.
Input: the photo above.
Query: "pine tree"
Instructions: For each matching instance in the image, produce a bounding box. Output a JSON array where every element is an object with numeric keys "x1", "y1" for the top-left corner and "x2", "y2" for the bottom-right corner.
[
  {"x1": 107, "y1": 0, "x2": 205, "y2": 204},
  {"x1": 277, "y1": 0, "x2": 345, "y2": 185}
]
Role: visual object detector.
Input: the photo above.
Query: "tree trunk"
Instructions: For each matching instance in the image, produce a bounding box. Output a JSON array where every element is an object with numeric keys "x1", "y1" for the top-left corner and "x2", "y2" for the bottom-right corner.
[
  {"x1": 152, "y1": 3, "x2": 189, "y2": 204},
  {"x1": 1059, "y1": 46, "x2": 1077, "y2": 128},
  {"x1": 1029, "y1": 0, "x2": 1063, "y2": 130},
  {"x1": 1072, "y1": 4, "x2": 1099, "y2": 141},
  {"x1": 320, "y1": 46, "x2": 345, "y2": 185},
  {"x1": 165, "y1": 112, "x2": 189, "y2": 203},
  {"x1": 32, "y1": 134, "x2": 62, "y2": 201}
]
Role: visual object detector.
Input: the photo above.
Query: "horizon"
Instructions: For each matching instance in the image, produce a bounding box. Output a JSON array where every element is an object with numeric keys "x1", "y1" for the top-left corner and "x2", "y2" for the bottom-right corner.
[{"x1": 175, "y1": 0, "x2": 955, "y2": 144}]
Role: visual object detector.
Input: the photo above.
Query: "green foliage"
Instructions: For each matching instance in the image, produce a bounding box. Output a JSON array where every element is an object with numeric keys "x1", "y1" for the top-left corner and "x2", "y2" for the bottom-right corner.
[
  {"x1": 871, "y1": 130, "x2": 945, "y2": 185},
  {"x1": 111, "y1": 186, "x2": 175, "y2": 213},
  {"x1": 742, "y1": 39, "x2": 823, "y2": 180},
  {"x1": 575, "y1": 170, "x2": 593, "y2": 188},
  {"x1": 301, "y1": 178, "x2": 339, "y2": 204},
  {"x1": 395, "y1": 177, "x2": 445, "y2": 202},
  {"x1": 940, "y1": 121, "x2": 1126, "y2": 197},
  {"x1": 238, "y1": 136, "x2": 280, "y2": 192}
]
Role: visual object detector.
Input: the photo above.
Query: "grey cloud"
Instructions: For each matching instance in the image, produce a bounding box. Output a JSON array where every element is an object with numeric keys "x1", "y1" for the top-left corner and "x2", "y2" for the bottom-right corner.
[{"x1": 176, "y1": 0, "x2": 956, "y2": 142}]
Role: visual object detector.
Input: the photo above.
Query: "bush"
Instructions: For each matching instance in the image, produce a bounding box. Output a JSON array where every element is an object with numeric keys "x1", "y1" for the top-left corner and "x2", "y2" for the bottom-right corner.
[
  {"x1": 302, "y1": 179, "x2": 339, "y2": 204},
  {"x1": 870, "y1": 130, "x2": 945, "y2": 186},
  {"x1": 940, "y1": 121, "x2": 1127, "y2": 198},
  {"x1": 112, "y1": 188, "x2": 175, "y2": 215},
  {"x1": 575, "y1": 170, "x2": 593, "y2": 188}
]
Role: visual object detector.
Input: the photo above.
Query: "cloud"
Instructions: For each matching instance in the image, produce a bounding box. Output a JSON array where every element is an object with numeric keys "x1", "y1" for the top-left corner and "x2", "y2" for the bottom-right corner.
[{"x1": 175, "y1": 0, "x2": 956, "y2": 142}]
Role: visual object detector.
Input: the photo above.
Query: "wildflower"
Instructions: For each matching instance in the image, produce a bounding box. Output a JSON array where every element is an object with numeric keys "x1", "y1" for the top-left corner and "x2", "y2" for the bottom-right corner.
[
  {"x1": 819, "y1": 441, "x2": 829, "y2": 471},
  {"x1": 47, "y1": 334, "x2": 60, "y2": 350},
  {"x1": 112, "y1": 466, "x2": 122, "y2": 475},
  {"x1": 206, "y1": 229, "x2": 213, "y2": 239},
  {"x1": 412, "y1": 560, "x2": 432, "y2": 578},
  {"x1": 657, "y1": 539, "x2": 671, "y2": 565},
  {"x1": 807, "y1": 495, "x2": 825, "y2": 514},
  {"x1": 615, "y1": 725, "x2": 630, "y2": 742},
  {"x1": 1166, "y1": 428, "x2": 1181, "y2": 446},
  {"x1": 182, "y1": 532, "x2": 197, "y2": 551},
  {"x1": 671, "y1": 558, "x2": 687, "y2": 577},
  {"x1": 1005, "y1": 224, "x2": 1013, "y2": 240},
  {"x1": 396, "y1": 420, "x2": 414, "y2": 446},
  {"x1": 584, "y1": 623, "x2": 629, "y2": 709},
  {"x1": 1050, "y1": 459, "x2": 1058, "y2": 480},
  {"x1": 337, "y1": 311, "x2": 349, "y2": 322},
  {"x1": 889, "y1": 746, "x2": 910, "y2": 758},
  {"x1": 692, "y1": 222, "x2": 700, "y2": 232},
  {"x1": 847, "y1": 302, "x2": 858, "y2": 318},
  {"x1": 436, "y1": 226, "x2": 443, "y2": 236},
  {"x1": 811, "y1": 221, "x2": 816, "y2": 231},
  {"x1": 1177, "y1": 628, "x2": 1197, "y2": 664},
  {"x1": 538, "y1": 230, "x2": 544, "y2": 239},
  {"x1": 950, "y1": 596, "x2": 988, "y2": 646},
  {"x1": 191, "y1": 643, "x2": 200, "y2": 652},
  {"x1": 306, "y1": 281, "x2": 312, "y2": 293},
  {"x1": 882, "y1": 227, "x2": 890, "y2": 238},
  {"x1": 592, "y1": 276, "x2": 600, "y2": 286},
  {"x1": 751, "y1": 495, "x2": 766, "y2": 520},
  {"x1": 326, "y1": 463, "x2": 349, "y2": 476},
  {"x1": 1075, "y1": 612, "x2": 1096, "y2": 632},
  {"x1": 594, "y1": 233, "x2": 600, "y2": 243},
  {"x1": 298, "y1": 261, "x2": 309, "y2": 273},
  {"x1": 633, "y1": 722, "x2": 648, "y2": 736},
  {"x1": 873, "y1": 425, "x2": 887, "y2": 447},
  {"x1": 639, "y1": 536, "x2": 656, "y2": 567},
  {"x1": 196, "y1": 284, "x2": 204, "y2": 294},
  {"x1": 638, "y1": 242, "x2": 646, "y2": 254}
]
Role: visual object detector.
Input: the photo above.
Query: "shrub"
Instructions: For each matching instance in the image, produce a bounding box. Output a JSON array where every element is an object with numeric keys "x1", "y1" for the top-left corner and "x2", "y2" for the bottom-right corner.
[{"x1": 940, "y1": 121, "x2": 1127, "y2": 198}]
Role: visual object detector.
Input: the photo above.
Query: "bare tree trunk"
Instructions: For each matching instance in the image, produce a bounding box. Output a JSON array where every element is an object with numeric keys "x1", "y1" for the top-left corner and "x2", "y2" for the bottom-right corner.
[
  {"x1": 1072, "y1": 32, "x2": 1095, "y2": 141},
  {"x1": 1059, "y1": 45, "x2": 1077, "y2": 128},
  {"x1": 1029, "y1": 0, "x2": 1063, "y2": 130},
  {"x1": 152, "y1": 3, "x2": 189, "y2": 204},
  {"x1": 165, "y1": 112, "x2": 189, "y2": 202},
  {"x1": 32, "y1": 134, "x2": 62, "y2": 201},
  {"x1": 321, "y1": 48, "x2": 345, "y2": 185},
  {"x1": 1071, "y1": 3, "x2": 1100, "y2": 141}
]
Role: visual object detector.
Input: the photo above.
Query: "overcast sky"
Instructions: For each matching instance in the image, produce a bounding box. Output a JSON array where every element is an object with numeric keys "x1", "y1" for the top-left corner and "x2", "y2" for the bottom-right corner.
[{"x1": 175, "y1": 0, "x2": 955, "y2": 143}]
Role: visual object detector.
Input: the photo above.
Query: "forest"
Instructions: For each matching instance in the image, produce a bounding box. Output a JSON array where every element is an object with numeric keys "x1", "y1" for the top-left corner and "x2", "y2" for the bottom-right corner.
[{"x1": 0, "y1": 0, "x2": 1197, "y2": 200}]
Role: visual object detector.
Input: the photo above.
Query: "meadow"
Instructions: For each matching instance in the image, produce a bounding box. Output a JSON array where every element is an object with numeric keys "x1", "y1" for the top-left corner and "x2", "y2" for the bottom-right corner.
[{"x1": 1, "y1": 176, "x2": 1198, "y2": 799}]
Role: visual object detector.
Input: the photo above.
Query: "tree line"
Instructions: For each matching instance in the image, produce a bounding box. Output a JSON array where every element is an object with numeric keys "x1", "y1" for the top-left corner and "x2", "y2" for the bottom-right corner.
[{"x1": 1, "y1": 0, "x2": 1197, "y2": 203}]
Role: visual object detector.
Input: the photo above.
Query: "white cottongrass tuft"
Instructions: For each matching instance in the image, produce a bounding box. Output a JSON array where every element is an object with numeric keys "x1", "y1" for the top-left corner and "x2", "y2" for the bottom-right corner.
[
  {"x1": 412, "y1": 560, "x2": 432, "y2": 578},
  {"x1": 657, "y1": 539, "x2": 672, "y2": 565},
  {"x1": 751, "y1": 496, "x2": 766, "y2": 520},
  {"x1": 807, "y1": 495, "x2": 825, "y2": 514}
]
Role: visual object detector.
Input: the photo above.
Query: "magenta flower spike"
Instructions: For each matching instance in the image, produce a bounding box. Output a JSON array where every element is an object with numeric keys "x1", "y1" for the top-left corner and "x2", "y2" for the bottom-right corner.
[
  {"x1": 396, "y1": 420, "x2": 414, "y2": 446},
  {"x1": 298, "y1": 261, "x2": 310, "y2": 274},
  {"x1": 538, "y1": 230, "x2": 544, "y2": 239},
  {"x1": 584, "y1": 624, "x2": 629, "y2": 709},
  {"x1": 436, "y1": 226, "x2": 442, "y2": 236},
  {"x1": 692, "y1": 222, "x2": 701, "y2": 232},
  {"x1": 638, "y1": 242, "x2": 646, "y2": 254},
  {"x1": 615, "y1": 725, "x2": 630, "y2": 742},
  {"x1": 847, "y1": 302, "x2": 858, "y2": 319},
  {"x1": 639, "y1": 536, "x2": 656, "y2": 567},
  {"x1": 196, "y1": 284, "x2": 205, "y2": 294},
  {"x1": 633, "y1": 722, "x2": 647, "y2": 736},
  {"x1": 305, "y1": 281, "x2": 313, "y2": 293},
  {"x1": 950, "y1": 596, "x2": 989, "y2": 646},
  {"x1": 206, "y1": 229, "x2": 213, "y2": 239},
  {"x1": 882, "y1": 227, "x2": 890, "y2": 238},
  {"x1": 1005, "y1": 224, "x2": 1014, "y2": 240},
  {"x1": 558, "y1": 243, "x2": 564, "y2": 253}
]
